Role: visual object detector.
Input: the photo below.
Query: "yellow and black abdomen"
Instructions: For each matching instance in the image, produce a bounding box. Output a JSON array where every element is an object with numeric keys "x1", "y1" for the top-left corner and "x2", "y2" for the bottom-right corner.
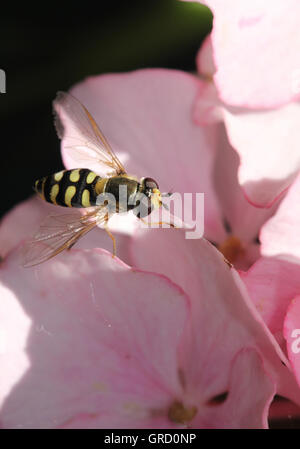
[{"x1": 34, "y1": 168, "x2": 102, "y2": 208}]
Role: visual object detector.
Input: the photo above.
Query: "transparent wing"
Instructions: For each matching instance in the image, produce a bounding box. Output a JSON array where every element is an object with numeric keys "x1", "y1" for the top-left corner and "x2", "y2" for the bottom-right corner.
[
  {"x1": 53, "y1": 91, "x2": 126, "y2": 176},
  {"x1": 22, "y1": 206, "x2": 108, "y2": 267}
]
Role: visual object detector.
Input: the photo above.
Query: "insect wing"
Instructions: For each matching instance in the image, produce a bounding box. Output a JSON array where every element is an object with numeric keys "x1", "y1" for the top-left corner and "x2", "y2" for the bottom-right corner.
[
  {"x1": 22, "y1": 207, "x2": 107, "y2": 267},
  {"x1": 53, "y1": 91, "x2": 126, "y2": 176}
]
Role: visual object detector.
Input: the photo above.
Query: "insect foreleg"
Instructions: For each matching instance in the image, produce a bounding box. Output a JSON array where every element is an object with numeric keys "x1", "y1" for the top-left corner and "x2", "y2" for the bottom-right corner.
[
  {"x1": 104, "y1": 215, "x2": 116, "y2": 257},
  {"x1": 140, "y1": 218, "x2": 176, "y2": 228}
]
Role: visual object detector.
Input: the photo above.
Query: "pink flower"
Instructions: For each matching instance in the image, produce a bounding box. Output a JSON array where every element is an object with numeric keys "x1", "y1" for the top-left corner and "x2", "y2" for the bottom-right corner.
[
  {"x1": 0, "y1": 69, "x2": 296, "y2": 428},
  {"x1": 241, "y1": 173, "x2": 300, "y2": 395},
  {"x1": 0, "y1": 238, "x2": 287, "y2": 429},
  {"x1": 187, "y1": 0, "x2": 300, "y2": 421},
  {"x1": 189, "y1": 0, "x2": 300, "y2": 208},
  {"x1": 198, "y1": 0, "x2": 300, "y2": 108}
]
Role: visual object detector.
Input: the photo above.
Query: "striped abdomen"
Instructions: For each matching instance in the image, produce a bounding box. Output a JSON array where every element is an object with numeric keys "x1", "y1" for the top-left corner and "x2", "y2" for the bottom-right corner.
[{"x1": 34, "y1": 169, "x2": 103, "y2": 208}]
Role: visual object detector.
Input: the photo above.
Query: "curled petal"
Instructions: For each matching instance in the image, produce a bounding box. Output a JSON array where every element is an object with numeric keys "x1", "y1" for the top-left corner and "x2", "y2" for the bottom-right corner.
[
  {"x1": 260, "y1": 173, "x2": 300, "y2": 261},
  {"x1": 192, "y1": 348, "x2": 275, "y2": 429},
  {"x1": 212, "y1": 124, "x2": 278, "y2": 242},
  {"x1": 222, "y1": 104, "x2": 300, "y2": 208},
  {"x1": 241, "y1": 257, "x2": 300, "y2": 345},
  {"x1": 194, "y1": 25, "x2": 300, "y2": 208},
  {"x1": 241, "y1": 257, "x2": 300, "y2": 404},
  {"x1": 196, "y1": 34, "x2": 216, "y2": 78},
  {"x1": 204, "y1": 0, "x2": 300, "y2": 108}
]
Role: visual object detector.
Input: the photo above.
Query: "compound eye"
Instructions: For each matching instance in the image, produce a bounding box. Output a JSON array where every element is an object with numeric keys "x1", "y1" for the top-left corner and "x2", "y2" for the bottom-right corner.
[{"x1": 144, "y1": 177, "x2": 159, "y2": 190}]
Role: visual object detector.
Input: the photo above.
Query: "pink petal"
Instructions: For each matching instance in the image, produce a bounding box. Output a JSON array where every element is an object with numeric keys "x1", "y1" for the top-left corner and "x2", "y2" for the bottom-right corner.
[
  {"x1": 193, "y1": 82, "x2": 223, "y2": 125},
  {"x1": 192, "y1": 348, "x2": 275, "y2": 429},
  {"x1": 241, "y1": 257, "x2": 300, "y2": 405},
  {"x1": 260, "y1": 173, "x2": 300, "y2": 260},
  {"x1": 64, "y1": 69, "x2": 225, "y2": 242},
  {"x1": 222, "y1": 103, "x2": 300, "y2": 208},
  {"x1": 196, "y1": 34, "x2": 216, "y2": 78},
  {"x1": 212, "y1": 125, "x2": 278, "y2": 242},
  {"x1": 204, "y1": 0, "x2": 300, "y2": 108},
  {"x1": 194, "y1": 31, "x2": 300, "y2": 208},
  {"x1": 0, "y1": 196, "x2": 54, "y2": 259},
  {"x1": 0, "y1": 240, "x2": 283, "y2": 428},
  {"x1": 0, "y1": 248, "x2": 190, "y2": 428},
  {"x1": 0, "y1": 283, "x2": 31, "y2": 413},
  {"x1": 130, "y1": 230, "x2": 294, "y2": 401},
  {"x1": 284, "y1": 296, "x2": 300, "y2": 388},
  {"x1": 241, "y1": 257, "x2": 300, "y2": 344},
  {"x1": 194, "y1": 34, "x2": 223, "y2": 125},
  {"x1": 0, "y1": 196, "x2": 133, "y2": 265},
  {"x1": 222, "y1": 349, "x2": 274, "y2": 429}
]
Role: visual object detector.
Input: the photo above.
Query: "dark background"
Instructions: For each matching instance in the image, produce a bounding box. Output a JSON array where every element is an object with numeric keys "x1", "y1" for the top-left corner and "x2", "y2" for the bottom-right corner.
[{"x1": 0, "y1": 0, "x2": 212, "y2": 219}]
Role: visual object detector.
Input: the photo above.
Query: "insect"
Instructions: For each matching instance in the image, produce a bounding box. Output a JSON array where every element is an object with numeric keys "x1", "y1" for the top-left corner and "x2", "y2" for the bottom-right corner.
[{"x1": 23, "y1": 91, "x2": 171, "y2": 267}]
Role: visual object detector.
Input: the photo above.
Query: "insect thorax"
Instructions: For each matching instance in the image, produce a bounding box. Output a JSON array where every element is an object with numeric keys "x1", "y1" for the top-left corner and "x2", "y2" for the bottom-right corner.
[
  {"x1": 104, "y1": 176, "x2": 139, "y2": 212},
  {"x1": 103, "y1": 176, "x2": 160, "y2": 218}
]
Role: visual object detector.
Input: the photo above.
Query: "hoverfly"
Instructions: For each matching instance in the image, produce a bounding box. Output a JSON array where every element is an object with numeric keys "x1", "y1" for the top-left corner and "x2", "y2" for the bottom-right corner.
[{"x1": 23, "y1": 91, "x2": 172, "y2": 267}]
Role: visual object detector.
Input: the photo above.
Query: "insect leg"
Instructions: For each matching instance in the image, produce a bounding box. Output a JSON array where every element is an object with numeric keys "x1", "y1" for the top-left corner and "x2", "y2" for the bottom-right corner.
[
  {"x1": 140, "y1": 218, "x2": 176, "y2": 228},
  {"x1": 104, "y1": 215, "x2": 116, "y2": 257},
  {"x1": 67, "y1": 239, "x2": 78, "y2": 250}
]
